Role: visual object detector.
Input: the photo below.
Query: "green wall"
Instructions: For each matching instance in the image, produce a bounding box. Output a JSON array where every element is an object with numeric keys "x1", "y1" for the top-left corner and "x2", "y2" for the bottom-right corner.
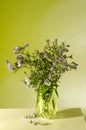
[{"x1": 0, "y1": 0, "x2": 86, "y2": 117}]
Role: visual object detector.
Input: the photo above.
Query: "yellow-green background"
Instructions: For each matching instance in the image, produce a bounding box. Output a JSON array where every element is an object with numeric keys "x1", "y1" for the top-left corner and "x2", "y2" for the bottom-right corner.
[{"x1": 0, "y1": 0, "x2": 86, "y2": 117}]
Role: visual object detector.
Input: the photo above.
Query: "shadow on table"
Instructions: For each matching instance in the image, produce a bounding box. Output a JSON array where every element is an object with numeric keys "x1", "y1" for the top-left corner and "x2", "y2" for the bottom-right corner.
[
  {"x1": 53, "y1": 108, "x2": 83, "y2": 119},
  {"x1": 26, "y1": 108, "x2": 83, "y2": 126}
]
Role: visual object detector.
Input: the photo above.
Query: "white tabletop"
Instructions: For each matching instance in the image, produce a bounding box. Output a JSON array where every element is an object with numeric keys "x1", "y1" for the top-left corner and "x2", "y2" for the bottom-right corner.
[{"x1": 0, "y1": 108, "x2": 86, "y2": 130}]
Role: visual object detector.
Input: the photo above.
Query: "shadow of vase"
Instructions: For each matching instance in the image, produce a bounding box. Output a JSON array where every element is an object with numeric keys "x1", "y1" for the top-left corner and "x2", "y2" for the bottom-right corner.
[{"x1": 52, "y1": 108, "x2": 83, "y2": 119}]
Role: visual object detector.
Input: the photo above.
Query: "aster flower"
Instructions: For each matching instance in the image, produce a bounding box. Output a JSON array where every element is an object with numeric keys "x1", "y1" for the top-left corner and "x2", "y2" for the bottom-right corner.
[
  {"x1": 16, "y1": 54, "x2": 23, "y2": 60},
  {"x1": 5, "y1": 60, "x2": 14, "y2": 71},
  {"x1": 23, "y1": 78, "x2": 30, "y2": 84},
  {"x1": 23, "y1": 42, "x2": 29, "y2": 47},
  {"x1": 17, "y1": 60, "x2": 22, "y2": 67},
  {"x1": 14, "y1": 46, "x2": 19, "y2": 54}
]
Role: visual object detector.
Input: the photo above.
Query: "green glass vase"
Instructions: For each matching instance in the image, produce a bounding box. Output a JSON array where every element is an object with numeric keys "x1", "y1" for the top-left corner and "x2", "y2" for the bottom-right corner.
[{"x1": 36, "y1": 89, "x2": 57, "y2": 119}]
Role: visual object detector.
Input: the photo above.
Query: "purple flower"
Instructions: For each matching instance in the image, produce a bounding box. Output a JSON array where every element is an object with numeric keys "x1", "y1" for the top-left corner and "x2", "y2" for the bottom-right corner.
[
  {"x1": 17, "y1": 61, "x2": 22, "y2": 67},
  {"x1": 23, "y1": 78, "x2": 30, "y2": 85},
  {"x1": 14, "y1": 46, "x2": 19, "y2": 51},
  {"x1": 16, "y1": 54, "x2": 23, "y2": 60},
  {"x1": 5, "y1": 60, "x2": 14, "y2": 71},
  {"x1": 23, "y1": 42, "x2": 29, "y2": 47},
  {"x1": 14, "y1": 46, "x2": 19, "y2": 54}
]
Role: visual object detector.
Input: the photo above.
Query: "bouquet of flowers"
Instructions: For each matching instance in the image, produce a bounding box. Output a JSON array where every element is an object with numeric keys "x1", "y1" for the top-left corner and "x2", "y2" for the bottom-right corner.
[{"x1": 6, "y1": 39, "x2": 78, "y2": 119}]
